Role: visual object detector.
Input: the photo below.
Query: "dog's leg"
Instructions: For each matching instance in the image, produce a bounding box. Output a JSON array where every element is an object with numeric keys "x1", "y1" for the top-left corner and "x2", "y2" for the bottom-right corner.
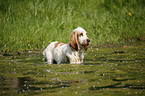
[
  {"x1": 79, "y1": 50, "x2": 84, "y2": 63},
  {"x1": 74, "y1": 51, "x2": 81, "y2": 64},
  {"x1": 45, "y1": 51, "x2": 53, "y2": 64},
  {"x1": 54, "y1": 49, "x2": 62, "y2": 64},
  {"x1": 66, "y1": 53, "x2": 75, "y2": 64},
  {"x1": 66, "y1": 52, "x2": 81, "y2": 64}
]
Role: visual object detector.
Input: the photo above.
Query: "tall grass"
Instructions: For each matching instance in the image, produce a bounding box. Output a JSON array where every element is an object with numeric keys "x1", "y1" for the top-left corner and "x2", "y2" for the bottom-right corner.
[{"x1": 0, "y1": 0, "x2": 145, "y2": 52}]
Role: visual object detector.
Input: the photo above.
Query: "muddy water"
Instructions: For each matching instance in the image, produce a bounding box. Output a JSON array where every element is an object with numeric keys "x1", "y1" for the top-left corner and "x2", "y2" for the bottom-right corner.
[{"x1": 0, "y1": 42, "x2": 145, "y2": 96}]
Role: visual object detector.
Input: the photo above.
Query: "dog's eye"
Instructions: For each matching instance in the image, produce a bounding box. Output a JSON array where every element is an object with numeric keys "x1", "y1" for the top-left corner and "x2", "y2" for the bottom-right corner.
[{"x1": 80, "y1": 33, "x2": 83, "y2": 36}]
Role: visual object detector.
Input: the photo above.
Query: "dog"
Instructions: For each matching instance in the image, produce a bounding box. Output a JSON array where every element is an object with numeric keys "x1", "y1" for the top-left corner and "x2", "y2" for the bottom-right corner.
[{"x1": 43, "y1": 27, "x2": 90, "y2": 64}]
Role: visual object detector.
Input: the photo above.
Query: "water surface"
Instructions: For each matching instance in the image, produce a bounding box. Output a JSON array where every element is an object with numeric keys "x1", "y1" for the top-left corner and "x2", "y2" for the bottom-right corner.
[{"x1": 0, "y1": 42, "x2": 145, "y2": 96}]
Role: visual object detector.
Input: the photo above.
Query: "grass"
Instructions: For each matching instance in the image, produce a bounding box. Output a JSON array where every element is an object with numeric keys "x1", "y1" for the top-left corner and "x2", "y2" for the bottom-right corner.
[{"x1": 0, "y1": 0, "x2": 145, "y2": 53}]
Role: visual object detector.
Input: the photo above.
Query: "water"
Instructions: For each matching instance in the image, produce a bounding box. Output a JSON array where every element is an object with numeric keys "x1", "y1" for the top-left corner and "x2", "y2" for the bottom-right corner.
[{"x1": 0, "y1": 42, "x2": 145, "y2": 96}]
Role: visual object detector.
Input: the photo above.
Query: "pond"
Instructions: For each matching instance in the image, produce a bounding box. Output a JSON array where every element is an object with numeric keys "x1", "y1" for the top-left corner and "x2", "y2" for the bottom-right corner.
[{"x1": 0, "y1": 41, "x2": 145, "y2": 96}]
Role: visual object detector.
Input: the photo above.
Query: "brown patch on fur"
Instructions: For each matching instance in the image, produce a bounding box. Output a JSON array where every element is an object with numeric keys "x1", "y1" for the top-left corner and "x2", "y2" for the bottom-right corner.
[
  {"x1": 60, "y1": 43, "x2": 65, "y2": 46},
  {"x1": 54, "y1": 41, "x2": 63, "y2": 48}
]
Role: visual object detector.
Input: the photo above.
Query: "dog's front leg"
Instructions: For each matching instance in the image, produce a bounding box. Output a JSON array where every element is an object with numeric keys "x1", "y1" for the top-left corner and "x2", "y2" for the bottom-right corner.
[
  {"x1": 66, "y1": 52, "x2": 80, "y2": 64},
  {"x1": 79, "y1": 50, "x2": 84, "y2": 63}
]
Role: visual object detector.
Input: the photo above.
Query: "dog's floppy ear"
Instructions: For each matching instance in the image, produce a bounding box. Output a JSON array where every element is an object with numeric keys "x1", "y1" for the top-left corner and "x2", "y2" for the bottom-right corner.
[{"x1": 69, "y1": 31, "x2": 80, "y2": 51}]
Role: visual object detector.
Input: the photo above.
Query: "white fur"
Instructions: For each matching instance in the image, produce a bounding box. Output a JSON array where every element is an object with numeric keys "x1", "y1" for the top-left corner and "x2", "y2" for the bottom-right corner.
[{"x1": 43, "y1": 27, "x2": 89, "y2": 64}]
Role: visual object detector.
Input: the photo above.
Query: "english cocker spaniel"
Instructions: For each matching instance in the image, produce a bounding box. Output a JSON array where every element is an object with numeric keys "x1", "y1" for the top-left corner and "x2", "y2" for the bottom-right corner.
[{"x1": 43, "y1": 27, "x2": 90, "y2": 64}]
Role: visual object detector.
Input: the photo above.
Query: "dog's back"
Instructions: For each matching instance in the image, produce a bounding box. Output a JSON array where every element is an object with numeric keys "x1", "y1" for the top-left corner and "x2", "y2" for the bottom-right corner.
[{"x1": 43, "y1": 41, "x2": 68, "y2": 64}]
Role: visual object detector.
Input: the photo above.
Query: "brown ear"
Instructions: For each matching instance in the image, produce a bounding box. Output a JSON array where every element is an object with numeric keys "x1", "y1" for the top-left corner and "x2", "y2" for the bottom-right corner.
[{"x1": 69, "y1": 31, "x2": 79, "y2": 51}]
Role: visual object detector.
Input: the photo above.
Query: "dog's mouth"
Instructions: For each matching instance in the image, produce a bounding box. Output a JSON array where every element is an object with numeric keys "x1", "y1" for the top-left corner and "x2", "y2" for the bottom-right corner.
[
  {"x1": 80, "y1": 39, "x2": 90, "y2": 46},
  {"x1": 85, "y1": 43, "x2": 89, "y2": 46},
  {"x1": 86, "y1": 41, "x2": 90, "y2": 46},
  {"x1": 81, "y1": 43, "x2": 89, "y2": 46},
  {"x1": 87, "y1": 42, "x2": 90, "y2": 45}
]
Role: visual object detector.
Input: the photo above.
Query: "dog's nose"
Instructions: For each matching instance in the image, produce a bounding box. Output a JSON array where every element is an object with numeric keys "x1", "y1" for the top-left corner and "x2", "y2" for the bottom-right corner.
[{"x1": 87, "y1": 39, "x2": 90, "y2": 43}]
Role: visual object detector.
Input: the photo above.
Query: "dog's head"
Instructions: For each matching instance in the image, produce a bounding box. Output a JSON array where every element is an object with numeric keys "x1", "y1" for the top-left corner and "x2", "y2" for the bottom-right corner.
[{"x1": 69, "y1": 27, "x2": 90, "y2": 51}]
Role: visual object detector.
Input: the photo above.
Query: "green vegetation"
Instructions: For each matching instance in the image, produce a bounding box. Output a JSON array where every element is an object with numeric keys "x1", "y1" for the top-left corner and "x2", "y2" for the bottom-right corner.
[{"x1": 0, "y1": 0, "x2": 145, "y2": 52}]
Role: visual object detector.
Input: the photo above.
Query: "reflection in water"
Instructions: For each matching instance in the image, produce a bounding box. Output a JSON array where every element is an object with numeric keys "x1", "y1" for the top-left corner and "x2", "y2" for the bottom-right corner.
[
  {"x1": 0, "y1": 77, "x2": 19, "y2": 95},
  {"x1": 0, "y1": 41, "x2": 145, "y2": 95},
  {"x1": 0, "y1": 76, "x2": 74, "y2": 95}
]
